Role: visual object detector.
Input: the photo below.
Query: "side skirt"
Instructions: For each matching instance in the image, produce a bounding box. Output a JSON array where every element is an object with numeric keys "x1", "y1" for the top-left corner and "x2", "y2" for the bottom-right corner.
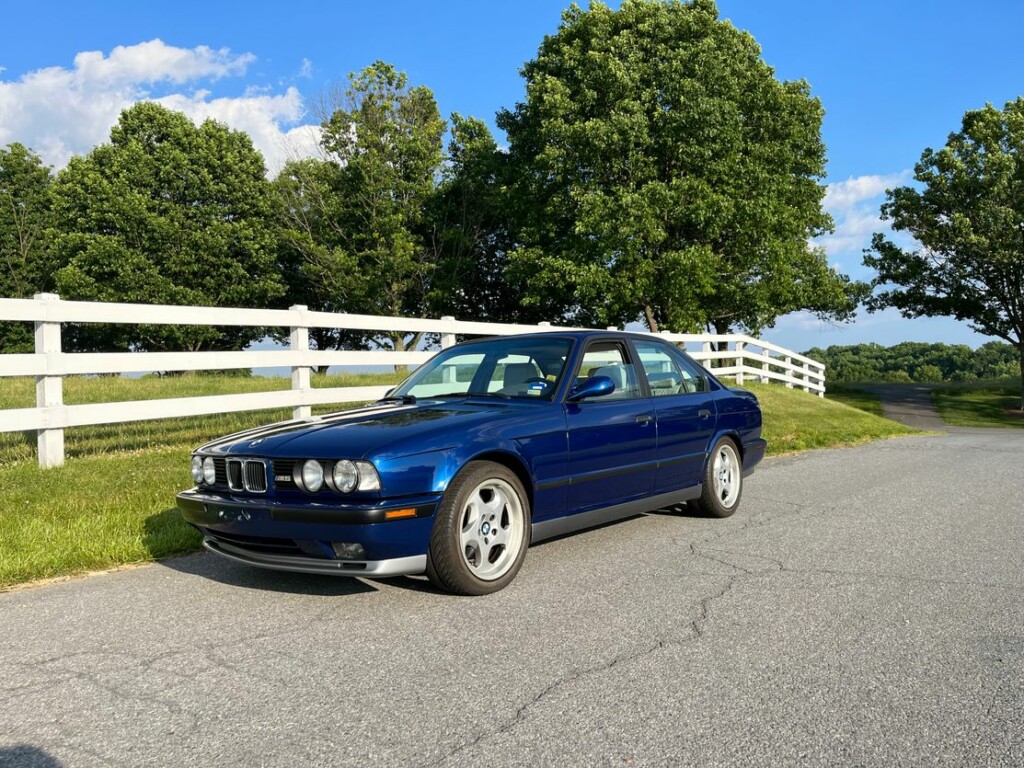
[{"x1": 531, "y1": 485, "x2": 702, "y2": 544}]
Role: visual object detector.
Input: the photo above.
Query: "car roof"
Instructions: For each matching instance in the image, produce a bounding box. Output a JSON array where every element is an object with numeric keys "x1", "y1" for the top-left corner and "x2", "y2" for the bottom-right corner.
[{"x1": 455, "y1": 329, "x2": 665, "y2": 345}]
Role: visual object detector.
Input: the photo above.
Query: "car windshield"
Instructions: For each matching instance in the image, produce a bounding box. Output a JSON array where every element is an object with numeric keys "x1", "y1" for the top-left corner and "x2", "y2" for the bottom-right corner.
[{"x1": 392, "y1": 336, "x2": 573, "y2": 402}]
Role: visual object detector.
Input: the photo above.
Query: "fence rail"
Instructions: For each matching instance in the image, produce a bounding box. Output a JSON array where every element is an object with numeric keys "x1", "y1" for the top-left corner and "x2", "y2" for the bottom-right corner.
[{"x1": 0, "y1": 294, "x2": 825, "y2": 467}]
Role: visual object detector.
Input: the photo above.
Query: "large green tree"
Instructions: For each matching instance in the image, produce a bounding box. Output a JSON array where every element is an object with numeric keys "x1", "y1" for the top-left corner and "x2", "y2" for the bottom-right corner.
[
  {"x1": 51, "y1": 102, "x2": 283, "y2": 352},
  {"x1": 499, "y1": 0, "x2": 862, "y2": 334},
  {"x1": 864, "y1": 98, "x2": 1024, "y2": 404},
  {"x1": 423, "y1": 114, "x2": 563, "y2": 324},
  {"x1": 278, "y1": 61, "x2": 445, "y2": 353},
  {"x1": 0, "y1": 143, "x2": 54, "y2": 352}
]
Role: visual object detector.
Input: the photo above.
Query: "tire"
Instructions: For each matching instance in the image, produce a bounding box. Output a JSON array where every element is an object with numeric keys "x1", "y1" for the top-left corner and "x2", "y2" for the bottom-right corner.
[
  {"x1": 426, "y1": 461, "x2": 531, "y2": 595},
  {"x1": 696, "y1": 437, "x2": 743, "y2": 518}
]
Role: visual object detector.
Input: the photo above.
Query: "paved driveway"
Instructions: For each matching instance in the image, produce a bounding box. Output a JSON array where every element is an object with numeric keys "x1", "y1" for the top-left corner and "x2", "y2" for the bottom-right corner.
[{"x1": 2, "y1": 429, "x2": 1023, "y2": 767}]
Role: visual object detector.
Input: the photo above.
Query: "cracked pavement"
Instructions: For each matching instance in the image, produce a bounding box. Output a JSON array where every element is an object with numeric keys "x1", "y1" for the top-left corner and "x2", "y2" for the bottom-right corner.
[{"x1": 2, "y1": 429, "x2": 1023, "y2": 767}]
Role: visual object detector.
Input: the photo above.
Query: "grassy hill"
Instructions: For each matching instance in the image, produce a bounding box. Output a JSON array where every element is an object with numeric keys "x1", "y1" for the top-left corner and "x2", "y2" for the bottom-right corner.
[{"x1": 0, "y1": 374, "x2": 916, "y2": 589}]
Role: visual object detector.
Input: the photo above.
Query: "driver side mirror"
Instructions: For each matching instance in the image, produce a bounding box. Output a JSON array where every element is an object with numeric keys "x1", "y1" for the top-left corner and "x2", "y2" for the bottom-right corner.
[{"x1": 567, "y1": 375, "x2": 615, "y2": 402}]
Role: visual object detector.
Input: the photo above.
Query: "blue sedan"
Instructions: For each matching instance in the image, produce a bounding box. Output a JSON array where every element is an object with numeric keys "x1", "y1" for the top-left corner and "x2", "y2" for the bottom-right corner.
[{"x1": 177, "y1": 331, "x2": 766, "y2": 594}]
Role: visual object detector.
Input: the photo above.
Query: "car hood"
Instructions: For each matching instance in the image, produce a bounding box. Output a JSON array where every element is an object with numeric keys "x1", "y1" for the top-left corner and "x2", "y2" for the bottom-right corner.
[{"x1": 200, "y1": 399, "x2": 528, "y2": 460}]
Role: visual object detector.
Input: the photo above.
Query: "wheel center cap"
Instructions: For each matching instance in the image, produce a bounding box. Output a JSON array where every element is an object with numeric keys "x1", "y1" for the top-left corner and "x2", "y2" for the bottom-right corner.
[{"x1": 481, "y1": 522, "x2": 492, "y2": 535}]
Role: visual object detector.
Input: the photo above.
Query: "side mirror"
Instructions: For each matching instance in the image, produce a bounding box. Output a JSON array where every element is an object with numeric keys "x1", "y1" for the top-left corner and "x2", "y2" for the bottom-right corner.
[{"x1": 567, "y1": 375, "x2": 615, "y2": 402}]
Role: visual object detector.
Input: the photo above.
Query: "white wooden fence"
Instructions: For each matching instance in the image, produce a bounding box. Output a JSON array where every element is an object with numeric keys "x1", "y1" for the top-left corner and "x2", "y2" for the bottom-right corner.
[{"x1": 0, "y1": 294, "x2": 825, "y2": 467}]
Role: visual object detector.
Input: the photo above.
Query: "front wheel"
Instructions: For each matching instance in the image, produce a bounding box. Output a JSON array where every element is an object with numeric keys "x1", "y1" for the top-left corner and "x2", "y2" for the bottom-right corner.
[
  {"x1": 696, "y1": 437, "x2": 743, "y2": 518},
  {"x1": 426, "y1": 461, "x2": 530, "y2": 595}
]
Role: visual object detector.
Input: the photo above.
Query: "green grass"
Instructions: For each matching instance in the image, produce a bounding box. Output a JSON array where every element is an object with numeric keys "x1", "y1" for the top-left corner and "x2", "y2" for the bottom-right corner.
[
  {"x1": 823, "y1": 385, "x2": 885, "y2": 417},
  {"x1": 0, "y1": 376, "x2": 916, "y2": 589},
  {"x1": 932, "y1": 384, "x2": 1024, "y2": 428},
  {"x1": 743, "y1": 382, "x2": 916, "y2": 454}
]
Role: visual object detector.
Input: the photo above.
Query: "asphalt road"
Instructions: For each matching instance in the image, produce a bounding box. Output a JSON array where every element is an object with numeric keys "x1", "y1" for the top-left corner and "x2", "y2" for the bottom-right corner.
[{"x1": 2, "y1": 428, "x2": 1023, "y2": 767}]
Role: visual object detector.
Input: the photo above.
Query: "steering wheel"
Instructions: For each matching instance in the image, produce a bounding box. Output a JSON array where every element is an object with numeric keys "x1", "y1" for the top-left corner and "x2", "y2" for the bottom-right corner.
[{"x1": 522, "y1": 377, "x2": 549, "y2": 386}]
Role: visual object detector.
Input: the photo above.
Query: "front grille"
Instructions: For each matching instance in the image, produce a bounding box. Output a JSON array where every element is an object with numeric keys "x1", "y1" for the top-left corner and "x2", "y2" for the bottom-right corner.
[
  {"x1": 226, "y1": 458, "x2": 267, "y2": 493},
  {"x1": 213, "y1": 457, "x2": 228, "y2": 485},
  {"x1": 272, "y1": 459, "x2": 297, "y2": 489},
  {"x1": 244, "y1": 460, "x2": 267, "y2": 492}
]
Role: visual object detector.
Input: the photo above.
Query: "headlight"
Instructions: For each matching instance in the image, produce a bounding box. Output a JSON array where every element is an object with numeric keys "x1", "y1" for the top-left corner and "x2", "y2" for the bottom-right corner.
[
  {"x1": 202, "y1": 457, "x2": 216, "y2": 485},
  {"x1": 301, "y1": 459, "x2": 325, "y2": 492},
  {"x1": 355, "y1": 461, "x2": 381, "y2": 492},
  {"x1": 191, "y1": 456, "x2": 203, "y2": 484},
  {"x1": 332, "y1": 460, "x2": 358, "y2": 493}
]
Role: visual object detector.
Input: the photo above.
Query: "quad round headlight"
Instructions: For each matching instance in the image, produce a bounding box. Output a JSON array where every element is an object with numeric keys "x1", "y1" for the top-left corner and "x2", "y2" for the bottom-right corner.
[
  {"x1": 301, "y1": 459, "x2": 325, "y2": 493},
  {"x1": 191, "y1": 456, "x2": 203, "y2": 484},
  {"x1": 202, "y1": 457, "x2": 216, "y2": 485},
  {"x1": 332, "y1": 460, "x2": 358, "y2": 493}
]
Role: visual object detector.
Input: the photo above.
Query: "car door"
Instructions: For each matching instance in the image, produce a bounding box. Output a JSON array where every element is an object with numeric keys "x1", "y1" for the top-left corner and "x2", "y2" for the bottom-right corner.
[
  {"x1": 564, "y1": 339, "x2": 656, "y2": 514},
  {"x1": 631, "y1": 338, "x2": 717, "y2": 493}
]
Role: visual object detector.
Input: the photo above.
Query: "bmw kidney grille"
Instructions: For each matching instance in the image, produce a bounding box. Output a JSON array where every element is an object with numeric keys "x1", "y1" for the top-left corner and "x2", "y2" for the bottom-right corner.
[{"x1": 226, "y1": 459, "x2": 267, "y2": 493}]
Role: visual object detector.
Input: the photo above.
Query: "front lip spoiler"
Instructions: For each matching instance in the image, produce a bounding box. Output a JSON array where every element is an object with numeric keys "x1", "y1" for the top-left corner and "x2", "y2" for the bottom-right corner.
[
  {"x1": 203, "y1": 537, "x2": 427, "y2": 578},
  {"x1": 177, "y1": 489, "x2": 438, "y2": 525}
]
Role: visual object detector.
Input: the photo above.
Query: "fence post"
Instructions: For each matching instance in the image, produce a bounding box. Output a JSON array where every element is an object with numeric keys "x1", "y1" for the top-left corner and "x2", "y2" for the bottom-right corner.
[
  {"x1": 34, "y1": 293, "x2": 65, "y2": 468},
  {"x1": 816, "y1": 363, "x2": 825, "y2": 397},
  {"x1": 289, "y1": 305, "x2": 312, "y2": 420},
  {"x1": 784, "y1": 356, "x2": 794, "y2": 388},
  {"x1": 734, "y1": 341, "x2": 746, "y2": 385},
  {"x1": 761, "y1": 349, "x2": 770, "y2": 383},
  {"x1": 802, "y1": 360, "x2": 812, "y2": 395},
  {"x1": 702, "y1": 341, "x2": 713, "y2": 370},
  {"x1": 440, "y1": 316, "x2": 457, "y2": 349}
]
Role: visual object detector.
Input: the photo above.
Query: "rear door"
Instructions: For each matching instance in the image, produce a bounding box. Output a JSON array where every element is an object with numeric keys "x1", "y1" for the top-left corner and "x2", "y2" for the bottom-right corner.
[
  {"x1": 631, "y1": 338, "x2": 717, "y2": 493},
  {"x1": 564, "y1": 339, "x2": 656, "y2": 514}
]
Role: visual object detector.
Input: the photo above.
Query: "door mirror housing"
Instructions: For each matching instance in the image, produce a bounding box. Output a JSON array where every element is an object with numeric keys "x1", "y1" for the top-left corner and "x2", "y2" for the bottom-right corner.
[{"x1": 567, "y1": 375, "x2": 615, "y2": 402}]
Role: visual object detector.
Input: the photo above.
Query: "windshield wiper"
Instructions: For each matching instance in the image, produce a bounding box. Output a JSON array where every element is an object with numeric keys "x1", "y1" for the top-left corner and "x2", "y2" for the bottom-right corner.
[
  {"x1": 377, "y1": 394, "x2": 417, "y2": 404},
  {"x1": 430, "y1": 391, "x2": 511, "y2": 400}
]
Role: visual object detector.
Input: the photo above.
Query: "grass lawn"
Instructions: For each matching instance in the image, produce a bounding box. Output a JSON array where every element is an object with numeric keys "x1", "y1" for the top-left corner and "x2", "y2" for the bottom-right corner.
[
  {"x1": 932, "y1": 382, "x2": 1024, "y2": 428},
  {"x1": 0, "y1": 375, "x2": 917, "y2": 589},
  {"x1": 823, "y1": 385, "x2": 885, "y2": 417}
]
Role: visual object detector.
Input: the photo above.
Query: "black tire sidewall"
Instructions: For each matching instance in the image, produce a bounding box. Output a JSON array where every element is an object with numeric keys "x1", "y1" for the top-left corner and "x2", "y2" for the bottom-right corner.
[
  {"x1": 427, "y1": 461, "x2": 531, "y2": 595},
  {"x1": 698, "y1": 437, "x2": 743, "y2": 518}
]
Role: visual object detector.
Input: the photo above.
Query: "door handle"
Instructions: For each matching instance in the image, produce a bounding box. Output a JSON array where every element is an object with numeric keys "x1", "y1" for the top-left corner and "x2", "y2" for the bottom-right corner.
[
  {"x1": 698, "y1": 409, "x2": 711, "y2": 419},
  {"x1": 635, "y1": 414, "x2": 653, "y2": 426}
]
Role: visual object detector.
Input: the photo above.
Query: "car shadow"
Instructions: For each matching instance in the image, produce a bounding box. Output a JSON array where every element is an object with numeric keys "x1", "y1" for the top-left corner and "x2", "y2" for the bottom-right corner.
[{"x1": 0, "y1": 744, "x2": 65, "y2": 767}]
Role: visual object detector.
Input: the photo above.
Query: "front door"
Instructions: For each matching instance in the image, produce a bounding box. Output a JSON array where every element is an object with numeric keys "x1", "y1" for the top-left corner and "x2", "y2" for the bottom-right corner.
[{"x1": 565, "y1": 340, "x2": 656, "y2": 514}]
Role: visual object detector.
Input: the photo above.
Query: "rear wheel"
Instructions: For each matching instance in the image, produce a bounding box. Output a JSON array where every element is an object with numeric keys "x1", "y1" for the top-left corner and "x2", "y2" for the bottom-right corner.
[
  {"x1": 696, "y1": 437, "x2": 743, "y2": 518},
  {"x1": 426, "y1": 461, "x2": 530, "y2": 595}
]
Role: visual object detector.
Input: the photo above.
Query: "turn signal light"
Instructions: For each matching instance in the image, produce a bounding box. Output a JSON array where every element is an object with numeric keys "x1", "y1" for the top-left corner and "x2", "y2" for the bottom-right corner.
[{"x1": 384, "y1": 508, "x2": 417, "y2": 520}]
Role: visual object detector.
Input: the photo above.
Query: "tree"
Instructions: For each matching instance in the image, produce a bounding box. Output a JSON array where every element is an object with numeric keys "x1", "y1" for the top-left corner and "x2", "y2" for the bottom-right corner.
[
  {"x1": 864, "y1": 98, "x2": 1024, "y2": 405},
  {"x1": 278, "y1": 62, "x2": 445, "y2": 354},
  {"x1": 499, "y1": 0, "x2": 863, "y2": 334},
  {"x1": 50, "y1": 102, "x2": 283, "y2": 352},
  {"x1": 423, "y1": 114, "x2": 562, "y2": 324},
  {"x1": 0, "y1": 143, "x2": 53, "y2": 352}
]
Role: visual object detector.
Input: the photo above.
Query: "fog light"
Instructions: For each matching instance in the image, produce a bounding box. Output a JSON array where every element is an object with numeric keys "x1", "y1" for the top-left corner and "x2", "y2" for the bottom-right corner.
[{"x1": 332, "y1": 542, "x2": 366, "y2": 561}]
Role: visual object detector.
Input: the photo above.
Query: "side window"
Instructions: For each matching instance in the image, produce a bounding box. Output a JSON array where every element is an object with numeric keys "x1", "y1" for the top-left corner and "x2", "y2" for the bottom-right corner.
[
  {"x1": 576, "y1": 342, "x2": 641, "y2": 400},
  {"x1": 635, "y1": 340, "x2": 708, "y2": 395},
  {"x1": 666, "y1": 345, "x2": 709, "y2": 394}
]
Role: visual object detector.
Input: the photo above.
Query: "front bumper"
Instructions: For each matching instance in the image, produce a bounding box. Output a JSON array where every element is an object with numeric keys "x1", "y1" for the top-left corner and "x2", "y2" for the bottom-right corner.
[
  {"x1": 176, "y1": 489, "x2": 440, "y2": 575},
  {"x1": 203, "y1": 537, "x2": 427, "y2": 577}
]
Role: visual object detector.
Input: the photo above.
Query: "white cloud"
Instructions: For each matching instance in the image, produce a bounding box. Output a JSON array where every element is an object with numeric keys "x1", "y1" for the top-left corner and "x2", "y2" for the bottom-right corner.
[
  {"x1": 299, "y1": 58, "x2": 313, "y2": 79},
  {"x1": 0, "y1": 40, "x2": 319, "y2": 172},
  {"x1": 814, "y1": 171, "x2": 914, "y2": 263}
]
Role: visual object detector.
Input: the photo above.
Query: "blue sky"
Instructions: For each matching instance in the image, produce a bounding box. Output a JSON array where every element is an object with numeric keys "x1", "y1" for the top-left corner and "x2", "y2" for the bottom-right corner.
[{"x1": 2, "y1": 0, "x2": 1023, "y2": 353}]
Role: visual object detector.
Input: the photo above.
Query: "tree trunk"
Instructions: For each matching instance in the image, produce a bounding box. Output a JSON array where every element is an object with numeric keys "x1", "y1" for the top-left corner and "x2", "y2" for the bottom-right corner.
[
  {"x1": 713, "y1": 319, "x2": 731, "y2": 352},
  {"x1": 643, "y1": 305, "x2": 659, "y2": 334}
]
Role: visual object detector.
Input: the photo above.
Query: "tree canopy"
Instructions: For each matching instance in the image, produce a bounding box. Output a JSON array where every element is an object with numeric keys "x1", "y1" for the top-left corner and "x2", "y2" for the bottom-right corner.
[
  {"x1": 277, "y1": 62, "x2": 445, "y2": 354},
  {"x1": 50, "y1": 102, "x2": 283, "y2": 352},
  {"x1": 864, "y1": 98, "x2": 1024, "y2": 400},
  {"x1": 498, "y1": 0, "x2": 863, "y2": 334},
  {"x1": 0, "y1": 143, "x2": 53, "y2": 352}
]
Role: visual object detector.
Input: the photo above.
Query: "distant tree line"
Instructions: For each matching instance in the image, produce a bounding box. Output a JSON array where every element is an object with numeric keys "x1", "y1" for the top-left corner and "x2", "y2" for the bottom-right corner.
[
  {"x1": 805, "y1": 342, "x2": 1020, "y2": 384},
  {"x1": 0, "y1": 0, "x2": 862, "y2": 357}
]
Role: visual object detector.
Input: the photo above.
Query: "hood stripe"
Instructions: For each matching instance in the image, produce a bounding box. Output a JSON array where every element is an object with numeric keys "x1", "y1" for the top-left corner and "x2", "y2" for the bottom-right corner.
[{"x1": 200, "y1": 403, "x2": 419, "y2": 453}]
